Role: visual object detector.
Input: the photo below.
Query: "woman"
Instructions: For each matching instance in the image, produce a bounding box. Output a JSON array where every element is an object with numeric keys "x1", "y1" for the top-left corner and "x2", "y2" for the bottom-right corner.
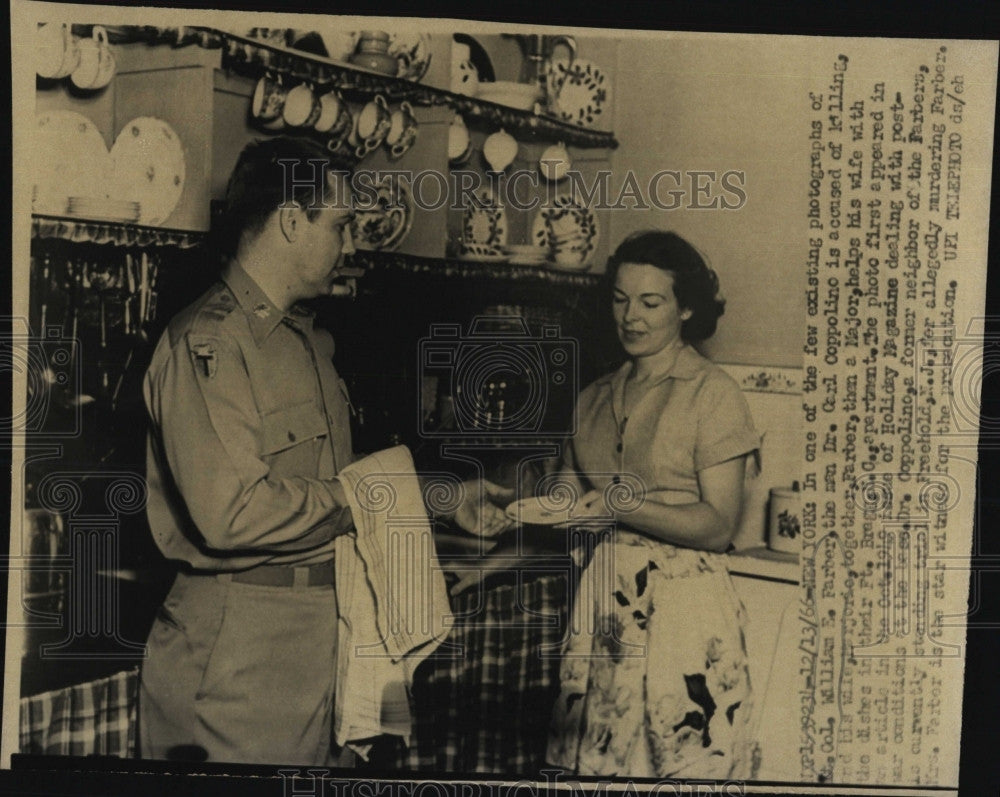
[{"x1": 545, "y1": 230, "x2": 760, "y2": 779}]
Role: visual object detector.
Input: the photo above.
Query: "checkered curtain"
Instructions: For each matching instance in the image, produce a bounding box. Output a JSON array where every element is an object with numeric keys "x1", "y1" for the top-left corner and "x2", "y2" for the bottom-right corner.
[
  {"x1": 19, "y1": 667, "x2": 138, "y2": 757},
  {"x1": 392, "y1": 573, "x2": 571, "y2": 775}
]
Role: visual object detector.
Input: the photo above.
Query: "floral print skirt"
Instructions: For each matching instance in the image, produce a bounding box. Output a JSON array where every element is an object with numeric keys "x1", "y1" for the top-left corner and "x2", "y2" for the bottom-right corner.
[{"x1": 547, "y1": 531, "x2": 754, "y2": 779}]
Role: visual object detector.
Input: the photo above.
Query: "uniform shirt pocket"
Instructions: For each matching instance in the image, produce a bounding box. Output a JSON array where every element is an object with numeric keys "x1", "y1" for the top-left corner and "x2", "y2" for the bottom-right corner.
[{"x1": 260, "y1": 401, "x2": 330, "y2": 478}]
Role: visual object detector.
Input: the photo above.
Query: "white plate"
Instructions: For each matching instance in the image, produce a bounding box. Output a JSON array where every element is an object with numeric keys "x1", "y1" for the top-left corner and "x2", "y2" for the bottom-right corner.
[
  {"x1": 34, "y1": 111, "x2": 111, "y2": 215},
  {"x1": 505, "y1": 496, "x2": 612, "y2": 526},
  {"x1": 111, "y1": 117, "x2": 186, "y2": 226},
  {"x1": 548, "y1": 58, "x2": 610, "y2": 129},
  {"x1": 505, "y1": 496, "x2": 574, "y2": 526},
  {"x1": 531, "y1": 194, "x2": 599, "y2": 267}
]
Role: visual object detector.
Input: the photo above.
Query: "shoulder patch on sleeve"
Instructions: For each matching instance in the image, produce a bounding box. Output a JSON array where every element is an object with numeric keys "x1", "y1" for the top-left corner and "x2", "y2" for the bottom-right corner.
[{"x1": 189, "y1": 338, "x2": 219, "y2": 379}]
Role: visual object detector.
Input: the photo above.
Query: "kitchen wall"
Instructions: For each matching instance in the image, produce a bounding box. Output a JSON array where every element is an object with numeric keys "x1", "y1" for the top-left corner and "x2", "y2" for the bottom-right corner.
[{"x1": 608, "y1": 33, "x2": 816, "y2": 369}]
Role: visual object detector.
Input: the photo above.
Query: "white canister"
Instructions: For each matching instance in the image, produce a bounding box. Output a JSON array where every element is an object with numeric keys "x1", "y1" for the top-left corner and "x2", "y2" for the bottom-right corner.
[{"x1": 767, "y1": 485, "x2": 802, "y2": 555}]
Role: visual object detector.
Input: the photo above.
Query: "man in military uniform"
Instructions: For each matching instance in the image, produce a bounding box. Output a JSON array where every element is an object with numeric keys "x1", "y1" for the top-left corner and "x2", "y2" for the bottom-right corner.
[{"x1": 140, "y1": 137, "x2": 507, "y2": 765}]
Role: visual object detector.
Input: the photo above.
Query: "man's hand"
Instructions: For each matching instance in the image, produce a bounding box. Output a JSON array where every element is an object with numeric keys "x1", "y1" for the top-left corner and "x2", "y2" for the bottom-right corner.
[{"x1": 451, "y1": 479, "x2": 516, "y2": 538}]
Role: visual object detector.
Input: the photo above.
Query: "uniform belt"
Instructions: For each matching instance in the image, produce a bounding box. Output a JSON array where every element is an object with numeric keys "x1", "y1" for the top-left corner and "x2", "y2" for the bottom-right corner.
[{"x1": 224, "y1": 560, "x2": 335, "y2": 588}]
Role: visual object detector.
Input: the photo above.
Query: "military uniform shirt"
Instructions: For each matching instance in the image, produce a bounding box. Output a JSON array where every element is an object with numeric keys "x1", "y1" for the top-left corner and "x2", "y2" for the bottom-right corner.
[{"x1": 144, "y1": 262, "x2": 354, "y2": 570}]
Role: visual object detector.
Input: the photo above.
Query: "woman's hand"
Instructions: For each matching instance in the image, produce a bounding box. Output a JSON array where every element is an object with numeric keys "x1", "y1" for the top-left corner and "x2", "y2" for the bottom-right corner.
[{"x1": 450, "y1": 479, "x2": 517, "y2": 538}]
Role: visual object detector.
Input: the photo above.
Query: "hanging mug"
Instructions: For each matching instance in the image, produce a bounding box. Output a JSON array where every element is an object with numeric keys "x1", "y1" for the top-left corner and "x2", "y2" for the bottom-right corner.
[
  {"x1": 251, "y1": 73, "x2": 286, "y2": 130},
  {"x1": 483, "y1": 129, "x2": 518, "y2": 172},
  {"x1": 36, "y1": 22, "x2": 80, "y2": 79},
  {"x1": 71, "y1": 25, "x2": 116, "y2": 90},
  {"x1": 283, "y1": 82, "x2": 322, "y2": 128},
  {"x1": 539, "y1": 141, "x2": 571, "y2": 181},
  {"x1": 447, "y1": 114, "x2": 471, "y2": 164},
  {"x1": 385, "y1": 101, "x2": 418, "y2": 160},
  {"x1": 314, "y1": 89, "x2": 345, "y2": 134},
  {"x1": 325, "y1": 105, "x2": 354, "y2": 155},
  {"x1": 352, "y1": 94, "x2": 392, "y2": 159}
]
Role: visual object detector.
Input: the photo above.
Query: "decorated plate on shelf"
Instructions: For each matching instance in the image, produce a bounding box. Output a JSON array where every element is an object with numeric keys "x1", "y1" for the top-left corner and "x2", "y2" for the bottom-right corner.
[
  {"x1": 388, "y1": 32, "x2": 431, "y2": 82},
  {"x1": 351, "y1": 176, "x2": 413, "y2": 251},
  {"x1": 548, "y1": 58, "x2": 610, "y2": 129},
  {"x1": 34, "y1": 111, "x2": 112, "y2": 215},
  {"x1": 531, "y1": 194, "x2": 599, "y2": 266},
  {"x1": 462, "y1": 188, "x2": 507, "y2": 256},
  {"x1": 110, "y1": 117, "x2": 186, "y2": 226}
]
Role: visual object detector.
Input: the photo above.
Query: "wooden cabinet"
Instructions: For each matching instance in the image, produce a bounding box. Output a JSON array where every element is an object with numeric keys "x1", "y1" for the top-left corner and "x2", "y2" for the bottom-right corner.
[{"x1": 730, "y1": 555, "x2": 801, "y2": 781}]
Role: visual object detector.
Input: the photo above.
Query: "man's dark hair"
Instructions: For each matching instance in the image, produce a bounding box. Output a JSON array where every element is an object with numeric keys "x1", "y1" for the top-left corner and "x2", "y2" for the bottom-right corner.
[{"x1": 217, "y1": 136, "x2": 354, "y2": 258}]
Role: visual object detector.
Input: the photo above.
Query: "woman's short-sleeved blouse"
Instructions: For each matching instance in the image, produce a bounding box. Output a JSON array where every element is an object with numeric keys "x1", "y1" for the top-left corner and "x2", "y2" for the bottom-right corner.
[{"x1": 569, "y1": 345, "x2": 760, "y2": 503}]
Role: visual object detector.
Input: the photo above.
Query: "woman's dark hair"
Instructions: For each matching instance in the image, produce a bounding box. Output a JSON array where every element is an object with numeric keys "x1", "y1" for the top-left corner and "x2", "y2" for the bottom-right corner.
[
  {"x1": 605, "y1": 230, "x2": 725, "y2": 342},
  {"x1": 216, "y1": 136, "x2": 354, "y2": 258}
]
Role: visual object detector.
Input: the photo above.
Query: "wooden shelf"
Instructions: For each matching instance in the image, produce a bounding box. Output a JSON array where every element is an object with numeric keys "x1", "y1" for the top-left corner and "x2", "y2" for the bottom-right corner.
[
  {"x1": 207, "y1": 29, "x2": 619, "y2": 150},
  {"x1": 30, "y1": 213, "x2": 605, "y2": 296},
  {"x1": 31, "y1": 214, "x2": 207, "y2": 249},
  {"x1": 350, "y1": 249, "x2": 603, "y2": 289}
]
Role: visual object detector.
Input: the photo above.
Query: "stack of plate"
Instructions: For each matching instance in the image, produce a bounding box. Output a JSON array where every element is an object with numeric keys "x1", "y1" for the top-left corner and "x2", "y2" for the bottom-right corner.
[
  {"x1": 110, "y1": 117, "x2": 186, "y2": 226},
  {"x1": 503, "y1": 244, "x2": 548, "y2": 266},
  {"x1": 66, "y1": 196, "x2": 140, "y2": 223},
  {"x1": 34, "y1": 111, "x2": 112, "y2": 215}
]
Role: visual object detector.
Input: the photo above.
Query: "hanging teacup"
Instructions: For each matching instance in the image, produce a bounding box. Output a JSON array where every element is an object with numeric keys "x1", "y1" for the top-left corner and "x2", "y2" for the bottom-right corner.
[
  {"x1": 447, "y1": 115, "x2": 471, "y2": 164},
  {"x1": 352, "y1": 94, "x2": 392, "y2": 159},
  {"x1": 384, "y1": 101, "x2": 419, "y2": 160},
  {"x1": 483, "y1": 129, "x2": 518, "y2": 173},
  {"x1": 539, "y1": 142, "x2": 571, "y2": 182},
  {"x1": 283, "y1": 82, "x2": 322, "y2": 128},
  {"x1": 314, "y1": 89, "x2": 347, "y2": 134},
  {"x1": 251, "y1": 72, "x2": 286, "y2": 130},
  {"x1": 36, "y1": 22, "x2": 80, "y2": 80}
]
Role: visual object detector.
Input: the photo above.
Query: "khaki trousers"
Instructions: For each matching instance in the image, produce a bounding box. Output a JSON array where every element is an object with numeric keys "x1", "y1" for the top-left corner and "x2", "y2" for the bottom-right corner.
[{"x1": 139, "y1": 570, "x2": 340, "y2": 765}]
